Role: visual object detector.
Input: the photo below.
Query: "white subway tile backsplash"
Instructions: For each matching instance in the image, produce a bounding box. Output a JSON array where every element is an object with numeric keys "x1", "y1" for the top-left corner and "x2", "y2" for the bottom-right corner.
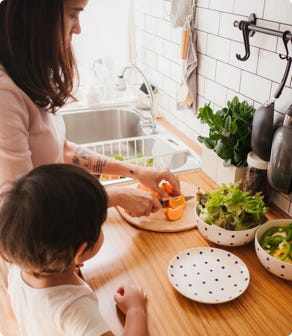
[
  {"x1": 219, "y1": 13, "x2": 246, "y2": 42},
  {"x1": 250, "y1": 20, "x2": 279, "y2": 52},
  {"x1": 164, "y1": 0, "x2": 171, "y2": 21},
  {"x1": 257, "y1": 49, "x2": 288, "y2": 83},
  {"x1": 161, "y1": 76, "x2": 179, "y2": 97},
  {"x1": 143, "y1": 32, "x2": 164, "y2": 54},
  {"x1": 197, "y1": 0, "x2": 210, "y2": 8},
  {"x1": 145, "y1": 15, "x2": 157, "y2": 35},
  {"x1": 204, "y1": 79, "x2": 227, "y2": 107},
  {"x1": 207, "y1": 34, "x2": 231, "y2": 62},
  {"x1": 157, "y1": 18, "x2": 171, "y2": 40},
  {"x1": 135, "y1": 0, "x2": 292, "y2": 216},
  {"x1": 157, "y1": 55, "x2": 171, "y2": 77},
  {"x1": 233, "y1": 0, "x2": 265, "y2": 18},
  {"x1": 144, "y1": 49, "x2": 157, "y2": 68},
  {"x1": 171, "y1": 27, "x2": 181, "y2": 44},
  {"x1": 163, "y1": 40, "x2": 180, "y2": 62},
  {"x1": 195, "y1": 8, "x2": 220, "y2": 34},
  {"x1": 197, "y1": 54, "x2": 217, "y2": 79},
  {"x1": 170, "y1": 61, "x2": 182, "y2": 83},
  {"x1": 197, "y1": 74, "x2": 205, "y2": 96},
  {"x1": 240, "y1": 71, "x2": 271, "y2": 103},
  {"x1": 185, "y1": 110, "x2": 202, "y2": 134},
  {"x1": 264, "y1": 0, "x2": 292, "y2": 26},
  {"x1": 229, "y1": 41, "x2": 259, "y2": 73},
  {"x1": 226, "y1": 89, "x2": 254, "y2": 106},
  {"x1": 216, "y1": 61, "x2": 241, "y2": 91},
  {"x1": 209, "y1": 0, "x2": 234, "y2": 13},
  {"x1": 272, "y1": 83, "x2": 292, "y2": 114},
  {"x1": 148, "y1": 0, "x2": 164, "y2": 18},
  {"x1": 197, "y1": 31, "x2": 208, "y2": 54}
]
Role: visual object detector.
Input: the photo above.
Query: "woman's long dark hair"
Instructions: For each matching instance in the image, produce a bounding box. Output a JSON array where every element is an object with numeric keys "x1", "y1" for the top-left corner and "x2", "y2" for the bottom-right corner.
[{"x1": 0, "y1": 0, "x2": 77, "y2": 112}]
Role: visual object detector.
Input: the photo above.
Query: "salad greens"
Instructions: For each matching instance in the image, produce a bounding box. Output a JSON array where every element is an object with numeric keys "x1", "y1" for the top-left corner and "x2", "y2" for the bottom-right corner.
[{"x1": 196, "y1": 182, "x2": 268, "y2": 231}]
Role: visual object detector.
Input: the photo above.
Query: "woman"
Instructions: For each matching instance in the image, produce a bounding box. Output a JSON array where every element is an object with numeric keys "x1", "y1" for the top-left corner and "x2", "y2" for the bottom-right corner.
[
  {"x1": 0, "y1": 0, "x2": 180, "y2": 215},
  {"x1": 0, "y1": 1, "x2": 180, "y2": 334}
]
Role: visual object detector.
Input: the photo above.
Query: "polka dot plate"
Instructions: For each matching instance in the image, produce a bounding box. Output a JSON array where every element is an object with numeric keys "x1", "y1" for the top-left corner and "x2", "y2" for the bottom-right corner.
[{"x1": 168, "y1": 247, "x2": 250, "y2": 304}]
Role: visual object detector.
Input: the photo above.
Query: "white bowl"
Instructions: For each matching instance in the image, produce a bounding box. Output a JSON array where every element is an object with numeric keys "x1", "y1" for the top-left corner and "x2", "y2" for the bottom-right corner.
[
  {"x1": 255, "y1": 219, "x2": 292, "y2": 281},
  {"x1": 195, "y1": 203, "x2": 260, "y2": 247}
]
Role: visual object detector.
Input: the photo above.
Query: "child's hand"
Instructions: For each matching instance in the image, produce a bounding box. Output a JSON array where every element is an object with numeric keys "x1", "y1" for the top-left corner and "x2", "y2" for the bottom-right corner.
[{"x1": 114, "y1": 284, "x2": 147, "y2": 315}]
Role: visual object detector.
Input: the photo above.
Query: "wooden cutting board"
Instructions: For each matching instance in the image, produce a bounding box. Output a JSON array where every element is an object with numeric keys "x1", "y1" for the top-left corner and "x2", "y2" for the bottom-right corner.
[{"x1": 117, "y1": 182, "x2": 197, "y2": 232}]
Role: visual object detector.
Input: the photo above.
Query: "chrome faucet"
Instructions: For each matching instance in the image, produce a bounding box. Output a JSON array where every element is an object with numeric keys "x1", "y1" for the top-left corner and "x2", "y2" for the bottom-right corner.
[{"x1": 118, "y1": 64, "x2": 157, "y2": 134}]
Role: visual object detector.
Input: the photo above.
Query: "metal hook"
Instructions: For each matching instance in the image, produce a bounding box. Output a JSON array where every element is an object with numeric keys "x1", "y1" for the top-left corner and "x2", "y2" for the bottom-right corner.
[
  {"x1": 279, "y1": 30, "x2": 291, "y2": 60},
  {"x1": 236, "y1": 21, "x2": 251, "y2": 61}
]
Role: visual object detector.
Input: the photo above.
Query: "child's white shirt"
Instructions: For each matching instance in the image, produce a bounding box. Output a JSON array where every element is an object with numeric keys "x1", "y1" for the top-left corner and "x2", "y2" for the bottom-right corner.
[{"x1": 7, "y1": 265, "x2": 110, "y2": 336}]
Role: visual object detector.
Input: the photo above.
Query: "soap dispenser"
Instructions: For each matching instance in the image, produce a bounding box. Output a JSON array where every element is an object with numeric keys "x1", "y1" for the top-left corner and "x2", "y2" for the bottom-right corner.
[{"x1": 267, "y1": 104, "x2": 292, "y2": 194}]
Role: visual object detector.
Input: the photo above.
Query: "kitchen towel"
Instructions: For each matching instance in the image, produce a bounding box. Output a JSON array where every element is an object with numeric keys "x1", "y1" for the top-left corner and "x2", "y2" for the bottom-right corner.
[
  {"x1": 185, "y1": 15, "x2": 198, "y2": 112},
  {"x1": 170, "y1": 0, "x2": 192, "y2": 28}
]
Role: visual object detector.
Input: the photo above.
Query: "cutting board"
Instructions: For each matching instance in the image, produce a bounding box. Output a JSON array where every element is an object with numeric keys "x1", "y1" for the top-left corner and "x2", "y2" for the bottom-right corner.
[{"x1": 117, "y1": 182, "x2": 197, "y2": 232}]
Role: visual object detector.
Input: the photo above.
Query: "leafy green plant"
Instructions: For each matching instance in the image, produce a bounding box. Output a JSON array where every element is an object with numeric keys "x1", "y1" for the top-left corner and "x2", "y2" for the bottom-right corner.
[{"x1": 197, "y1": 96, "x2": 255, "y2": 167}]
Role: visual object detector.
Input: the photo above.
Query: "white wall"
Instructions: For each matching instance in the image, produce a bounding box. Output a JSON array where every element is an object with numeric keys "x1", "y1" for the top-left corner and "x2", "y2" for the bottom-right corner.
[
  {"x1": 135, "y1": 0, "x2": 292, "y2": 215},
  {"x1": 72, "y1": 0, "x2": 131, "y2": 87}
]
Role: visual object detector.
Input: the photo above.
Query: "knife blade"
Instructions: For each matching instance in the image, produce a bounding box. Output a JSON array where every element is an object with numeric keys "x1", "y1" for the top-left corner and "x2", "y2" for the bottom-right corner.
[{"x1": 159, "y1": 195, "x2": 195, "y2": 208}]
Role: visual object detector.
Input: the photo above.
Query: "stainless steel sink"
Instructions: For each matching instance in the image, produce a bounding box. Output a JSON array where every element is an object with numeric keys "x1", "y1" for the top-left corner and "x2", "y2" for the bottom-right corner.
[
  {"x1": 60, "y1": 105, "x2": 201, "y2": 178},
  {"x1": 61, "y1": 107, "x2": 145, "y2": 144}
]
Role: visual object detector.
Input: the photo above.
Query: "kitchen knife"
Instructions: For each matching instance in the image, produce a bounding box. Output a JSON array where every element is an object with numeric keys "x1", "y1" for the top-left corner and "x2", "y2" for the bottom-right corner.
[{"x1": 159, "y1": 195, "x2": 195, "y2": 208}]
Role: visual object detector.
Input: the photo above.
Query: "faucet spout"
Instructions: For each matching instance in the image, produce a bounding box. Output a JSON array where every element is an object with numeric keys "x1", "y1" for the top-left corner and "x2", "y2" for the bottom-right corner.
[{"x1": 119, "y1": 64, "x2": 157, "y2": 134}]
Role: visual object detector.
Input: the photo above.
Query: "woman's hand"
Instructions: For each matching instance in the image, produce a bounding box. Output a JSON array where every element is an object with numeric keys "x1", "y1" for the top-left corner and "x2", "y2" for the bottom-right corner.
[
  {"x1": 134, "y1": 166, "x2": 180, "y2": 199},
  {"x1": 107, "y1": 186, "x2": 162, "y2": 217}
]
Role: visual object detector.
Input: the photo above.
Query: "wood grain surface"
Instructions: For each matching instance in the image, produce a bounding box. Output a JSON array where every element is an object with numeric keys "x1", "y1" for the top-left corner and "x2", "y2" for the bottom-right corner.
[
  {"x1": 83, "y1": 170, "x2": 292, "y2": 336},
  {"x1": 117, "y1": 181, "x2": 198, "y2": 232}
]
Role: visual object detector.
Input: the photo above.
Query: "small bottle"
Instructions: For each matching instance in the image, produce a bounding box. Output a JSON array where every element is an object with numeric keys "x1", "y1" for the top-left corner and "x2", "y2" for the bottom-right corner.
[{"x1": 243, "y1": 151, "x2": 273, "y2": 204}]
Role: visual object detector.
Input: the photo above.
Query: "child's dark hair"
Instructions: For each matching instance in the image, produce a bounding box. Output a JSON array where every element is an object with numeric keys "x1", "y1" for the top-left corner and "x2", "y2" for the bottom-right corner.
[{"x1": 0, "y1": 164, "x2": 108, "y2": 275}]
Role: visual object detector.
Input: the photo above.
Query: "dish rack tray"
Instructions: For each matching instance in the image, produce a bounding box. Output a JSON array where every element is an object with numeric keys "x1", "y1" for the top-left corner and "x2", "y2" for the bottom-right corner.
[{"x1": 81, "y1": 135, "x2": 187, "y2": 178}]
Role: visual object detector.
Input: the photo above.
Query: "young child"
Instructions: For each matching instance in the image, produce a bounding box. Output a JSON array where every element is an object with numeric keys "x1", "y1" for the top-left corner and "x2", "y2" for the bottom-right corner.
[{"x1": 0, "y1": 164, "x2": 147, "y2": 336}]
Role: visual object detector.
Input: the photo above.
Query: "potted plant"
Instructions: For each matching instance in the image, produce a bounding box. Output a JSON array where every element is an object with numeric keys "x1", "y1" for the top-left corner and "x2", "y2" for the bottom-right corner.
[{"x1": 197, "y1": 96, "x2": 255, "y2": 184}]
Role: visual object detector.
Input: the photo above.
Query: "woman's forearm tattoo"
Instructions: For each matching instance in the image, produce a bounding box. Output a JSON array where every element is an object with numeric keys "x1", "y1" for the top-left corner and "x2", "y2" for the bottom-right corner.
[{"x1": 72, "y1": 147, "x2": 106, "y2": 174}]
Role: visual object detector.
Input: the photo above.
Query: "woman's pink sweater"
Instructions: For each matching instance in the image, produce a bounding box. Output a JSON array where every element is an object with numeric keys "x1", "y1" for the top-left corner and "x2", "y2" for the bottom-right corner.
[{"x1": 0, "y1": 66, "x2": 66, "y2": 188}]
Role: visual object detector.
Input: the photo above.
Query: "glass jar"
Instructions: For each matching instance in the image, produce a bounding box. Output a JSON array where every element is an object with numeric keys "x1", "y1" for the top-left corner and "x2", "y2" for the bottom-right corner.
[{"x1": 243, "y1": 151, "x2": 273, "y2": 205}]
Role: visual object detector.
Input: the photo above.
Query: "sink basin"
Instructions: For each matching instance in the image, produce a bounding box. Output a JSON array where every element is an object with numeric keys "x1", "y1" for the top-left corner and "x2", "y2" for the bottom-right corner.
[
  {"x1": 61, "y1": 107, "x2": 145, "y2": 144},
  {"x1": 60, "y1": 105, "x2": 201, "y2": 178}
]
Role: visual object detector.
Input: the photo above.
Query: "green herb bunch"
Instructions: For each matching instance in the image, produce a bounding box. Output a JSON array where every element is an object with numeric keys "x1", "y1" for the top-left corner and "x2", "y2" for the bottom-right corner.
[{"x1": 197, "y1": 96, "x2": 255, "y2": 167}]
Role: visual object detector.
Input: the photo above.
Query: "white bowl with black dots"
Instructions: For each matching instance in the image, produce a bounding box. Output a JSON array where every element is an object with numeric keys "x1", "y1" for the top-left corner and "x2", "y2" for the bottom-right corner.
[
  {"x1": 168, "y1": 247, "x2": 250, "y2": 303},
  {"x1": 195, "y1": 203, "x2": 260, "y2": 246},
  {"x1": 255, "y1": 219, "x2": 292, "y2": 281}
]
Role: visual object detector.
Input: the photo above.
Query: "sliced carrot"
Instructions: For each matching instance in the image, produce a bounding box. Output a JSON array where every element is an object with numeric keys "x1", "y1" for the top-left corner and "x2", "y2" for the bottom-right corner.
[
  {"x1": 168, "y1": 195, "x2": 186, "y2": 208},
  {"x1": 165, "y1": 204, "x2": 185, "y2": 221},
  {"x1": 160, "y1": 181, "x2": 174, "y2": 195}
]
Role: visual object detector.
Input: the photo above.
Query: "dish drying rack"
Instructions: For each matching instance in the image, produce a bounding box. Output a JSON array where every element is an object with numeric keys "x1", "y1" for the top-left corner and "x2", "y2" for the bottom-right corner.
[{"x1": 80, "y1": 135, "x2": 188, "y2": 181}]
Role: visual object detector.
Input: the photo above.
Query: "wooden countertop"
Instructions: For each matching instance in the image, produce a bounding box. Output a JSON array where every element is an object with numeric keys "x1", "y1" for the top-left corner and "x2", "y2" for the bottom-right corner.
[{"x1": 83, "y1": 170, "x2": 292, "y2": 336}]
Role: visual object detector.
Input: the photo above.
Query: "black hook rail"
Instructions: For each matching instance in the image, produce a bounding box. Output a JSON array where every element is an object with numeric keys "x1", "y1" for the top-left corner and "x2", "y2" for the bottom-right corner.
[{"x1": 233, "y1": 13, "x2": 292, "y2": 61}]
